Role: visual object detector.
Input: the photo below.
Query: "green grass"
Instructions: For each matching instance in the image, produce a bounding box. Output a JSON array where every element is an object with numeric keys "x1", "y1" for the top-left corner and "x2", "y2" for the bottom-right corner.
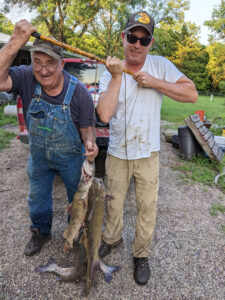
[
  {"x1": 220, "y1": 225, "x2": 225, "y2": 233},
  {"x1": 0, "y1": 106, "x2": 18, "y2": 127},
  {"x1": 171, "y1": 155, "x2": 225, "y2": 192},
  {"x1": 0, "y1": 105, "x2": 18, "y2": 151},
  {"x1": 161, "y1": 95, "x2": 225, "y2": 128},
  {"x1": 210, "y1": 204, "x2": 225, "y2": 216},
  {"x1": 161, "y1": 95, "x2": 225, "y2": 193},
  {"x1": 0, "y1": 128, "x2": 16, "y2": 151}
]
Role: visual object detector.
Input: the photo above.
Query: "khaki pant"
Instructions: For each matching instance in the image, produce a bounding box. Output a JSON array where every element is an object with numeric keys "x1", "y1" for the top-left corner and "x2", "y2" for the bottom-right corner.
[{"x1": 103, "y1": 152, "x2": 159, "y2": 257}]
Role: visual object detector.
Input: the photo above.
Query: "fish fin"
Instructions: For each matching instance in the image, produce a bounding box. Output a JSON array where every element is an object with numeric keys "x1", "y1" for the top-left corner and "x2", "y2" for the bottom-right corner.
[
  {"x1": 99, "y1": 261, "x2": 121, "y2": 283},
  {"x1": 34, "y1": 257, "x2": 56, "y2": 273}
]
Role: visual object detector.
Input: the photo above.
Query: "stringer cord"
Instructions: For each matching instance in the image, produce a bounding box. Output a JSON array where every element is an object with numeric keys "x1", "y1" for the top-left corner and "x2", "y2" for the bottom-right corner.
[{"x1": 124, "y1": 73, "x2": 135, "y2": 230}]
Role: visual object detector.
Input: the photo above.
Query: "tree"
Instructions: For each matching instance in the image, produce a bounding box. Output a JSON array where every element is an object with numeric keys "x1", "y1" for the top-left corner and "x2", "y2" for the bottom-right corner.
[
  {"x1": 151, "y1": 21, "x2": 201, "y2": 58},
  {"x1": 166, "y1": 22, "x2": 211, "y2": 91},
  {"x1": 150, "y1": 27, "x2": 180, "y2": 58},
  {"x1": 144, "y1": 0, "x2": 190, "y2": 25},
  {"x1": 0, "y1": 14, "x2": 14, "y2": 34},
  {"x1": 84, "y1": 0, "x2": 190, "y2": 57},
  {"x1": 171, "y1": 38, "x2": 211, "y2": 91},
  {"x1": 204, "y1": 0, "x2": 225, "y2": 42},
  {"x1": 3, "y1": 0, "x2": 102, "y2": 42},
  {"x1": 206, "y1": 42, "x2": 225, "y2": 91},
  {"x1": 3, "y1": 0, "x2": 190, "y2": 57}
]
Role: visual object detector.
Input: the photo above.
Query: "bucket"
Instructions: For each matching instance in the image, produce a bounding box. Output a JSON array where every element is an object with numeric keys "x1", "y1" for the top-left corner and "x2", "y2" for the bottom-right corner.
[
  {"x1": 4, "y1": 105, "x2": 17, "y2": 116},
  {"x1": 195, "y1": 110, "x2": 205, "y2": 122},
  {"x1": 178, "y1": 126, "x2": 202, "y2": 159}
]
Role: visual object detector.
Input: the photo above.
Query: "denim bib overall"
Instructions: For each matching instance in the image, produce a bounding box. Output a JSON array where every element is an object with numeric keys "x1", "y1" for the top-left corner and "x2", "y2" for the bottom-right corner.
[{"x1": 26, "y1": 76, "x2": 83, "y2": 234}]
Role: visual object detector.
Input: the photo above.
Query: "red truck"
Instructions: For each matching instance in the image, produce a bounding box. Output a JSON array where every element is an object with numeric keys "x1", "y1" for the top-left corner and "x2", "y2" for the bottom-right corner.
[{"x1": 17, "y1": 57, "x2": 109, "y2": 149}]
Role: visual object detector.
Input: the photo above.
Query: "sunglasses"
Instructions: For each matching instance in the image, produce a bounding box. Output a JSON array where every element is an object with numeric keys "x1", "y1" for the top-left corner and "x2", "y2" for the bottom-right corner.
[{"x1": 126, "y1": 32, "x2": 151, "y2": 46}]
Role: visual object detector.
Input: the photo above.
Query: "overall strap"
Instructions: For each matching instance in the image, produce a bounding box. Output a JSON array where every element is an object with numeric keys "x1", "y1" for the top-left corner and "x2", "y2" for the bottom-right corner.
[
  {"x1": 35, "y1": 81, "x2": 42, "y2": 96},
  {"x1": 63, "y1": 75, "x2": 78, "y2": 106}
]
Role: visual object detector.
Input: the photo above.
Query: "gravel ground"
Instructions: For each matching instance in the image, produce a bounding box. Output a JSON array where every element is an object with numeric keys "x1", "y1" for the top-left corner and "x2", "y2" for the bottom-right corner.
[{"x1": 0, "y1": 125, "x2": 225, "y2": 300}]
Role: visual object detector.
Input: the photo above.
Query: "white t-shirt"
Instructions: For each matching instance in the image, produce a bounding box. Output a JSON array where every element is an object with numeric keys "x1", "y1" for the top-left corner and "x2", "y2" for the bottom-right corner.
[{"x1": 99, "y1": 55, "x2": 183, "y2": 160}]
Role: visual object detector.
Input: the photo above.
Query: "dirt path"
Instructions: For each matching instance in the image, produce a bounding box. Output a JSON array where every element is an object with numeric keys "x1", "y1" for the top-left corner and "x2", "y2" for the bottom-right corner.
[{"x1": 0, "y1": 127, "x2": 224, "y2": 300}]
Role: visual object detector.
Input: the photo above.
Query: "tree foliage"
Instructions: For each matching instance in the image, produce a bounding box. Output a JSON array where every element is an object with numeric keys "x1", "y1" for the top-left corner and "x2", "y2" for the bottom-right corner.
[
  {"x1": 171, "y1": 38, "x2": 211, "y2": 91},
  {"x1": 144, "y1": 0, "x2": 190, "y2": 24},
  {"x1": 2, "y1": 0, "x2": 224, "y2": 93},
  {"x1": 0, "y1": 14, "x2": 14, "y2": 34},
  {"x1": 3, "y1": 0, "x2": 102, "y2": 42},
  {"x1": 206, "y1": 42, "x2": 225, "y2": 90},
  {"x1": 3, "y1": 0, "x2": 190, "y2": 56},
  {"x1": 204, "y1": 0, "x2": 225, "y2": 42}
]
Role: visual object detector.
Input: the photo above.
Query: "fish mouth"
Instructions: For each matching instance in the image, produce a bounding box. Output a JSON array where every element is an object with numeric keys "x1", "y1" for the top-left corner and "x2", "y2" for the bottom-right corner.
[
  {"x1": 82, "y1": 168, "x2": 93, "y2": 184},
  {"x1": 82, "y1": 160, "x2": 94, "y2": 177}
]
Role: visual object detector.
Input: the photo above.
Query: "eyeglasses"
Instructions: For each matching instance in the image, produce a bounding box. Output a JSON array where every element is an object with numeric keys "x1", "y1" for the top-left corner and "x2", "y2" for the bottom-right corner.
[
  {"x1": 126, "y1": 32, "x2": 151, "y2": 46},
  {"x1": 32, "y1": 60, "x2": 58, "y2": 72}
]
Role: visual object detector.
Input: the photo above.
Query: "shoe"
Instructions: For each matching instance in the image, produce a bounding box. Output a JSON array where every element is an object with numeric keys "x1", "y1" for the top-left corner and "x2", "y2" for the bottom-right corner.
[
  {"x1": 24, "y1": 228, "x2": 51, "y2": 257},
  {"x1": 99, "y1": 238, "x2": 123, "y2": 258},
  {"x1": 133, "y1": 257, "x2": 150, "y2": 285}
]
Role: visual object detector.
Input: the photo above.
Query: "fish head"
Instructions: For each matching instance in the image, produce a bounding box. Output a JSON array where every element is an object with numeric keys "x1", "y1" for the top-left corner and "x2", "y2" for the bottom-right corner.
[
  {"x1": 90, "y1": 178, "x2": 106, "y2": 199},
  {"x1": 83, "y1": 160, "x2": 95, "y2": 176},
  {"x1": 81, "y1": 160, "x2": 95, "y2": 184}
]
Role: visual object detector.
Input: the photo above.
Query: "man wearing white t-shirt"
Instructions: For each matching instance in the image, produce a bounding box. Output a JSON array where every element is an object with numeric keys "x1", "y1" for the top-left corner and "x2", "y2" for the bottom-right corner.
[{"x1": 97, "y1": 11, "x2": 198, "y2": 285}]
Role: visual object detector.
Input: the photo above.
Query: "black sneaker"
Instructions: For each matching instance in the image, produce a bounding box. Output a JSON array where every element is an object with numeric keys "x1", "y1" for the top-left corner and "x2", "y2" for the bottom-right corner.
[
  {"x1": 99, "y1": 238, "x2": 123, "y2": 259},
  {"x1": 24, "y1": 228, "x2": 51, "y2": 257},
  {"x1": 133, "y1": 257, "x2": 150, "y2": 285}
]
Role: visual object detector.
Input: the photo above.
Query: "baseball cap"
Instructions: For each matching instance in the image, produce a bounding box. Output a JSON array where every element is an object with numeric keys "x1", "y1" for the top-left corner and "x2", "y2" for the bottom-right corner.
[
  {"x1": 29, "y1": 38, "x2": 63, "y2": 59},
  {"x1": 124, "y1": 11, "x2": 155, "y2": 36}
]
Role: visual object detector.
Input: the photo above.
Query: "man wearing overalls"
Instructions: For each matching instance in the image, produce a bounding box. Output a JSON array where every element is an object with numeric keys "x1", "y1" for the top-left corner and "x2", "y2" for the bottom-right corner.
[{"x1": 0, "y1": 20, "x2": 98, "y2": 256}]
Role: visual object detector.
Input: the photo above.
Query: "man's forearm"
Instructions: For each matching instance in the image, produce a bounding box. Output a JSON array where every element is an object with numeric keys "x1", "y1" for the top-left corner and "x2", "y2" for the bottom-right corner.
[
  {"x1": 80, "y1": 126, "x2": 98, "y2": 161},
  {"x1": 153, "y1": 77, "x2": 198, "y2": 103},
  {"x1": 0, "y1": 20, "x2": 37, "y2": 91},
  {"x1": 133, "y1": 72, "x2": 198, "y2": 103},
  {"x1": 0, "y1": 40, "x2": 19, "y2": 91},
  {"x1": 97, "y1": 75, "x2": 122, "y2": 124},
  {"x1": 80, "y1": 126, "x2": 96, "y2": 145}
]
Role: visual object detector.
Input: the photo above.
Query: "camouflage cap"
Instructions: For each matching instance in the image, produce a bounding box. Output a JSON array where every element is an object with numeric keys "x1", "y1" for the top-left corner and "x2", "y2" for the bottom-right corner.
[{"x1": 29, "y1": 38, "x2": 63, "y2": 59}]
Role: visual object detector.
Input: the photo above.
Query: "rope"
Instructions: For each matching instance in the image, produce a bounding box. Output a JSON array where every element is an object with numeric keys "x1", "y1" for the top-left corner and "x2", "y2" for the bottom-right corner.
[
  {"x1": 124, "y1": 75, "x2": 147, "y2": 256},
  {"x1": 92, "y1": 62, "x2": 98, "y2": 147},
  {"x1": 124, "y1": 73, "x2": 135, "y2": 230}
]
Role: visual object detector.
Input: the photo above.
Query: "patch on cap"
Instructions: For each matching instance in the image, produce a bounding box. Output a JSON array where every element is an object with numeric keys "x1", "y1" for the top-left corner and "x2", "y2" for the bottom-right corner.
[
  {"x1": 124, "y1": 11, "x2": 155, "y2": 36},
  {"x1": 134, "y1": 12, "x2": 150, "y2": 24}
]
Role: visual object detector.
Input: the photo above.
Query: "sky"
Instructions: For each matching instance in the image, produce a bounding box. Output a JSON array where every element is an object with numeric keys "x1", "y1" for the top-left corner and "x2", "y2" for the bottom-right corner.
[
  {"x1": 184, "y1": 0, "x2": 222, "y2": 45},
  {"x1": 0, "y1": 0, "x2": 222, "y2": 45}
]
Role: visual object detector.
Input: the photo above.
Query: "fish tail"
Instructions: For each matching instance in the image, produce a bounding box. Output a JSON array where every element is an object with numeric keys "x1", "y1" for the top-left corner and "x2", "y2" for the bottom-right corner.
[
  {"x1": 99, "y1": 261, "x2": 121, "y2": 283},
  {"x1": 34, "y1": 257, "x2": 56, "y2": 273}
]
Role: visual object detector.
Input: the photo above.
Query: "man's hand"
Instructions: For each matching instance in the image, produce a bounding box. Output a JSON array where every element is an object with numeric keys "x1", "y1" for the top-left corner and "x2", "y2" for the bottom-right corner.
[
  {"x1": 133, "y1": 72, "x2": 157, "y2": 88},
  {"x1": 105, "y1": 56, "x2": 124, "y2": 78},
  {"x1": 11, "y1": 19, "x2": 37, "y2": 48},
  {"x1": 83, "y1": 141, "x2": 98, "y2": 161}
]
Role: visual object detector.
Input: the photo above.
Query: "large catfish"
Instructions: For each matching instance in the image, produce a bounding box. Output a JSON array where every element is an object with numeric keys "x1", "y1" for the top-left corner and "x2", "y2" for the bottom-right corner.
[
  {"x1": 63, "y1": 159, "x2": 95, "y2": 251},
  {"x1": 35, "y1": 178, "x2": 121, "y2": 295},
  {"x1": 83, "y1": 177, "x2": 121, "y2": 295}
]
